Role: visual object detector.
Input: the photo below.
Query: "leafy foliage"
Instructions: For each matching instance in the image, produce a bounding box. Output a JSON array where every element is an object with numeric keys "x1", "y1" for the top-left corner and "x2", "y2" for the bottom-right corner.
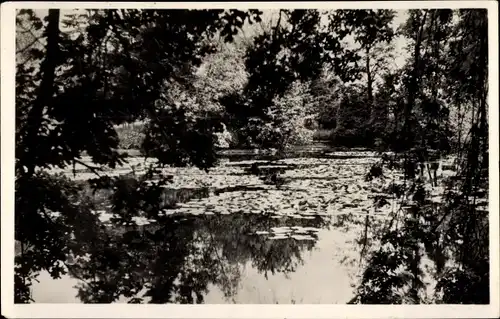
[
  {"x1": 331, "y1": 84, "x2": 373, "y2": 147},
  {"x1": 115, "y1": 123, "x2": 146, "y2": 150},
  {"x1": 14, "y1": 7, "x2": 490, "y2": 305},
  {"x1": 222, "y1": 9, "x2": 364, "y2": 149},
  {"x1": 351, "y1": 9, "x2": 489, "y2": 305},
  {"x1": 14, "y1": 8, "x2": 262, "y2": 303}
]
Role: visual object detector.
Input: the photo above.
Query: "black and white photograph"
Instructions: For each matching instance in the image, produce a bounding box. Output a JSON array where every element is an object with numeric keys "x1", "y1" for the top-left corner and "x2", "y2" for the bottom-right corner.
[{"x1": 1, "y1": 1, "x2": 499, "y2": 318}]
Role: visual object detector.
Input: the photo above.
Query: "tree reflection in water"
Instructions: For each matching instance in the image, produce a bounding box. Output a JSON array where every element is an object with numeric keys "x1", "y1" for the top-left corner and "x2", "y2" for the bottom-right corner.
[{"x1": 66, "y1": 211, "x2": 329, "y2": 304}]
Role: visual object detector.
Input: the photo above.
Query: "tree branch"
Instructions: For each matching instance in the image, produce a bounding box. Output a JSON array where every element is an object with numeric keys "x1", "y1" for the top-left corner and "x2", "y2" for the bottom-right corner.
[
  {"x1": 16, "y1": 36, "x2": 43, "y2": 54},
  {"x1": 16, "y1": 22, "x2": 46, "y2": 51},
  {"x1": 73, "y1": 159, "x2": 104, "y2": 177}
]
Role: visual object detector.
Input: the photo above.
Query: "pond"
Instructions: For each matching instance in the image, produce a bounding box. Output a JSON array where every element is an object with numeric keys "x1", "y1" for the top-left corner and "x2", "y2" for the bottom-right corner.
[{"x1": 28, "y1": 145, "x2": 450, "y2": 304}]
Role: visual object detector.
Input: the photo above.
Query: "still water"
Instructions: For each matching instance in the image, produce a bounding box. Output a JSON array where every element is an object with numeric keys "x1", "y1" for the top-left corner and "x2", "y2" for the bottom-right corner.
[{"x1": 29, "y1": 147, "x2": 399, "y2": 304}]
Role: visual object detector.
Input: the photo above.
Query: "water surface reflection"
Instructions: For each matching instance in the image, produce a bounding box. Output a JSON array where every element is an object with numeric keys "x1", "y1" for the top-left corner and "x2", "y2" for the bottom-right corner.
[
  {"x1": 30, "y1": 149, "x2": 386, "y2": 303},
  {"x1": 33, "y1": 212, "x2": 358, "y2": 303}
]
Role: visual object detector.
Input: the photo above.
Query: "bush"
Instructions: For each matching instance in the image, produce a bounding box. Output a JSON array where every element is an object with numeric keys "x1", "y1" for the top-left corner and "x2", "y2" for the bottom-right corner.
[
  {"x1": 330, "y1": 86, "x2": 373, "y2": 148},
  {"x1": 115, "y1": 123, "x2": 146, "y2": 150},
  {"x1": 238, "y1": 81, "x2": 316, "y2": 149}
]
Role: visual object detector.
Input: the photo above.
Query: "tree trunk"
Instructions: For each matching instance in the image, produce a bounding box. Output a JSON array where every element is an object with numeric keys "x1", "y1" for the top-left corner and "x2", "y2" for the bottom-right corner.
[
  {"x1": 403, "y1": 10, "x2": 428, "y2": 151},
  {"x1": 366, "y1": 47, "x2": 373, "y2": 103},
  {"x1": 477, "y1": 14, "x2": 488, "y2": 170},
  {"x1": 23, "y1": 9, "x2": 61, "y2": 176},
  {"x1": 427, "y1": 10, "x2": 439, "y2": 102}
]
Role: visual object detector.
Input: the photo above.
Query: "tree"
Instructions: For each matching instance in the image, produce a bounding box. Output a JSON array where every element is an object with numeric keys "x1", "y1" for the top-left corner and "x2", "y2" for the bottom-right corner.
[
  {"x1": 256, "y1": 80, "x2": 315, "y2": 148},
  {"x1": 373, "y1": 69, "x2": 405, "y2": 147},
  {"x1": 435, "y1": 8, "x2": 489, "y2": 304},
  {"x1": 329, "y1": 10, "x2": 396, "y2": 103},
  {"x1": 399, "y1": 9, "x2": 454, "y2": 155},
  {"x1": 222, "y1": 9, "x2": 362, "y2": 149},
  {"x1": 307, "y1": 68, "x2": 342, "y2": 130},
  {"x1": 14, "y1": 8, "x2": 263, "y2": 303},
  {"x1": 350, "y1": 9, "x2": 490, "y2": 305},
  {"x1": 331, "y1": 84, "x2": 373, "y2": 147}
]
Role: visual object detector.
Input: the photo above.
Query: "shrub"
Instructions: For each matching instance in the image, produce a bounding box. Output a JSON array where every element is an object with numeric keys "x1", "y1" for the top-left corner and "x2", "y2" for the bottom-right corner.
[
  {"x1": 116, "y1": 123, "x2": 146, "y2": 150},
  {"x1": 249, "y1": 81, "x2": 316, "y2": 149}
]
